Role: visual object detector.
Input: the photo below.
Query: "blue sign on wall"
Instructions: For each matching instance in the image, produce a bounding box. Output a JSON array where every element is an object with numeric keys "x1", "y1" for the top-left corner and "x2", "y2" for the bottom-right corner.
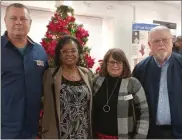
[{"x1": 132, "y1": 23, "x2": 159, "y2": 31}]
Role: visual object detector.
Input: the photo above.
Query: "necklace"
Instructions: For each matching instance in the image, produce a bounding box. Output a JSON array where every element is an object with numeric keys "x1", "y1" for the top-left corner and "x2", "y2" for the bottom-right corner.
[
  {"x1": 63, "y1": 70, "x2": 79, "y2": 81},
  {"x1": 103, "y1": 77, "x2": 119, "y2": 113},
  {"x1": 69, "y1": 73, "x2": 77, "y2": 81}
]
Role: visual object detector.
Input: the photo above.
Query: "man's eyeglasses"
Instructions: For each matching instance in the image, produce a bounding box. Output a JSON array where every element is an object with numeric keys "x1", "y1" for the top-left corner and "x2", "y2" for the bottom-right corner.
[
  {"x1": 60, "y1": 49, "x2": 78, "y2": 55},
  {"x1": 107, "y1": 61, "x2": 123, "y2": 66},
  {"x1": 151, "y1": 38, "x2": 172, "y2": 44}
]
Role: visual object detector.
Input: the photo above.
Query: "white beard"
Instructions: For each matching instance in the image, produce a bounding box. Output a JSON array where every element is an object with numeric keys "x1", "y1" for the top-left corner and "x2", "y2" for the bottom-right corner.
[{"x1": 154, "y1": 51, "x2": 168, "y2": 62}]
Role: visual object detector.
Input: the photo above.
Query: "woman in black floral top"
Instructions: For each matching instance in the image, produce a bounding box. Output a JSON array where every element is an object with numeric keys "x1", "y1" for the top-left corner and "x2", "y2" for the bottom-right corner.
[{"x1": 41, "y1": 36, "x2": 93, "y2": 139}]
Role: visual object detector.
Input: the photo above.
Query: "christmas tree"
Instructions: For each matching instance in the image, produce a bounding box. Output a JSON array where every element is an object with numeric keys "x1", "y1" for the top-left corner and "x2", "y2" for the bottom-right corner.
[{"x1": 40, "y1": 5, "x2": 95, "y2": 68}]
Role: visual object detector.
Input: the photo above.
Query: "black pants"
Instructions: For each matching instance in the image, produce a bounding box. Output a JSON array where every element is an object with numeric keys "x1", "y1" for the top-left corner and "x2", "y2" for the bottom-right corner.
[{"x1": 147, "y1": 125, "x2": 173, "y2": 139}]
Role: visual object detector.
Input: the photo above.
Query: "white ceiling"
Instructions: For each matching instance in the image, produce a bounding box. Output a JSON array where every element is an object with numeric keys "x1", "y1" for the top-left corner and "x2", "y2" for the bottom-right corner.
[
  {"x1": 1, "y1": 1, "x2": 181, "y2": 12},
  {"x1": 82, "y1": 1, "x2": 181, "y2": 11},
  {"x1": 158, "y1": 1, "x2": 181, "y2": 4},
  {"x1": 157, "y1": 1, "x2": 181, "y2": 8}
]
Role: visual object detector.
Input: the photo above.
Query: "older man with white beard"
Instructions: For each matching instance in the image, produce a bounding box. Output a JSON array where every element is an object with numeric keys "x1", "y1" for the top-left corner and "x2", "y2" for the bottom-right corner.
[{"x1": 132, "y1": 26, "x2": 182, "y2": 139}]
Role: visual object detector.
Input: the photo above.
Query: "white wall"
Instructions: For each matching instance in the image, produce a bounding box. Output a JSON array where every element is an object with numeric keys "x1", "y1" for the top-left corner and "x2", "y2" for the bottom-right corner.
[
  {"x1": 72, "y1": 1, "x2": 134, "y2": 69},
  {"x1": 72, "y1": 1, "x2": 181, "y2": 69},
  {"x1": 133, "y1": 1, "x2": 181, "y2": 36},
  {"x1": 74, "y1": 15, "x2": 103, "y2": 70},
  {"x1": 1, "y1": 5, "x2": 53, "y2": 43},
  {"x1": 1, "y1": 1, "x2": 181, "y2": 71},
  {"x1": 1, "y1": 4, "x2": 104, "y2": 71}
]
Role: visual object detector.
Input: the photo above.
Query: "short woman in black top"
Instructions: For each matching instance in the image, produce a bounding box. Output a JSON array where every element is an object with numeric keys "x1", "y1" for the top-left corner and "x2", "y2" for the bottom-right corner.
[{"x1": 92, "y1": 48, "x2": 149, "y2": 139}]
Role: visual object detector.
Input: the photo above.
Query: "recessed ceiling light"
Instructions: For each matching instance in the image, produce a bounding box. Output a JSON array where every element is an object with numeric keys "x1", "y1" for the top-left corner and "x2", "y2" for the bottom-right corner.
[
  {"x1": 107, "y1": 5, "x2": 113, "y2": 9},
  {"x1": 83, "y1": 1, "x2": 92, "y2": 8}
]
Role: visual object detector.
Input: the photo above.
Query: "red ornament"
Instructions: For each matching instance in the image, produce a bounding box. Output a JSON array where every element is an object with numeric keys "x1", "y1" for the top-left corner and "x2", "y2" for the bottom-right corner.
[
  {"x1": 96, "y1": 67, "x2": 101, "y2": 73},
  {"x1": 84, "y1": 53, "x2": 95, "y2": 68}
]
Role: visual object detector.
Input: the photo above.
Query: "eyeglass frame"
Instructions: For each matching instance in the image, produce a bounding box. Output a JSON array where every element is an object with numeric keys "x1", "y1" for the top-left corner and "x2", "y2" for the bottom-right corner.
[
  {"x1": 150, "y1": 38, "x2": 172, "y2": 45},
  {"x1": 107, "y1": 60, "x2": 123, "y2": 66},
  {"x1": 60, "y1": 49, "x2": 78, "y2": 55}
]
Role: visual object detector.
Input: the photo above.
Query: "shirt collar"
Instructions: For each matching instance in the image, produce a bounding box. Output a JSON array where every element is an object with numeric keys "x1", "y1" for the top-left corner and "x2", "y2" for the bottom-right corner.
[
  {"x1": 153, "y1": 54, "x2": 171, "y2": 67},
  {"x1": 2, "y1": 31, "x2": 35, "y2": 47}
]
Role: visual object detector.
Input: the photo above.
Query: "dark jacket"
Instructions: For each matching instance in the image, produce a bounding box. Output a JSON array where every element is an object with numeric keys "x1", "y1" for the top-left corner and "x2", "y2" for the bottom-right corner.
[
  {"x1": 172, "y1": 43, "x2": 182, "y2": 55},
  {"x1": 132, "y1": 53, "x2": 182, "y2": 138},
  {"x1": 1, "y1": 32, "x2": 48, "y2": 138}
]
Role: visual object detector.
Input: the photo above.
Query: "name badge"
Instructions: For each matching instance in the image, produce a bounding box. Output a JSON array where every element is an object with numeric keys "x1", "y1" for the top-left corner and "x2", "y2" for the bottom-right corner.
[
  {"x1": 35, "y1": 60, "x2": 44, "y2": 66},
  {"x1": 124, "y1": 94, "x2": 133, "y2": 101},
  {"x1": 118, "y1": 94, "x2": 133, "y2": 101}
]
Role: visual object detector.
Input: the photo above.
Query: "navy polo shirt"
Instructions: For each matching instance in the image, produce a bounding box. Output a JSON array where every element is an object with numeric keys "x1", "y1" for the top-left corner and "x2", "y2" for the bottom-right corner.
[{"x1": 1, "y1": 32, "x2": 48, "y2": 138}]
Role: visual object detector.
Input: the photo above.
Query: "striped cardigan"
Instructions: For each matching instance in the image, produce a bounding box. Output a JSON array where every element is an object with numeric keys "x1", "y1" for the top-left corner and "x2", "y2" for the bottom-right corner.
[{"x1": 93, "y1": 76, "x2": 149, "y2": 139}]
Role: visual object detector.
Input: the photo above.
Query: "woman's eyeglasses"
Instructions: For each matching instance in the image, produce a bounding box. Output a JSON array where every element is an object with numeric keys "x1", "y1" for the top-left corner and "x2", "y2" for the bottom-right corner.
[
  {"x1": 60, "y1": 49, "x2": 78, "y2": 55},
  {"x1": 107, "y1": 61, "x2": 123, "y2": 66}
]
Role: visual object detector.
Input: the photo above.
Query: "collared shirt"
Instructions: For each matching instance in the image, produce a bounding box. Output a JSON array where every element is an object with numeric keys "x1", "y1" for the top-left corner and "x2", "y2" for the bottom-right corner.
[
  {"x1": 1, "y1": 31, "x2": 48, "y2": 138},
  {"x1": 154, "y1": 56, "x2": 171, "y2": 125},
  {"x1": 17, "y1": 47, "x2": 27, "y2": 55}
]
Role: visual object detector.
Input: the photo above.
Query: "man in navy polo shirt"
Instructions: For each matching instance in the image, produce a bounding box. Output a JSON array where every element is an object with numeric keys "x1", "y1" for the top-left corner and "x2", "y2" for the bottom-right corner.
[{"x1": 1, "y1": 3, "x2": 48, "y2": 138}]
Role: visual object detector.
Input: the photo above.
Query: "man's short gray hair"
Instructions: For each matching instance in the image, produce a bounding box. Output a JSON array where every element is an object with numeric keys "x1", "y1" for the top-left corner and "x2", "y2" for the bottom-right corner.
[
  {"x1": 5, "y1": 3, "x2": 31, "y2": 18},
  {"x1": 148, "y1": 25, "x2": 172, "y2": 41}
]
